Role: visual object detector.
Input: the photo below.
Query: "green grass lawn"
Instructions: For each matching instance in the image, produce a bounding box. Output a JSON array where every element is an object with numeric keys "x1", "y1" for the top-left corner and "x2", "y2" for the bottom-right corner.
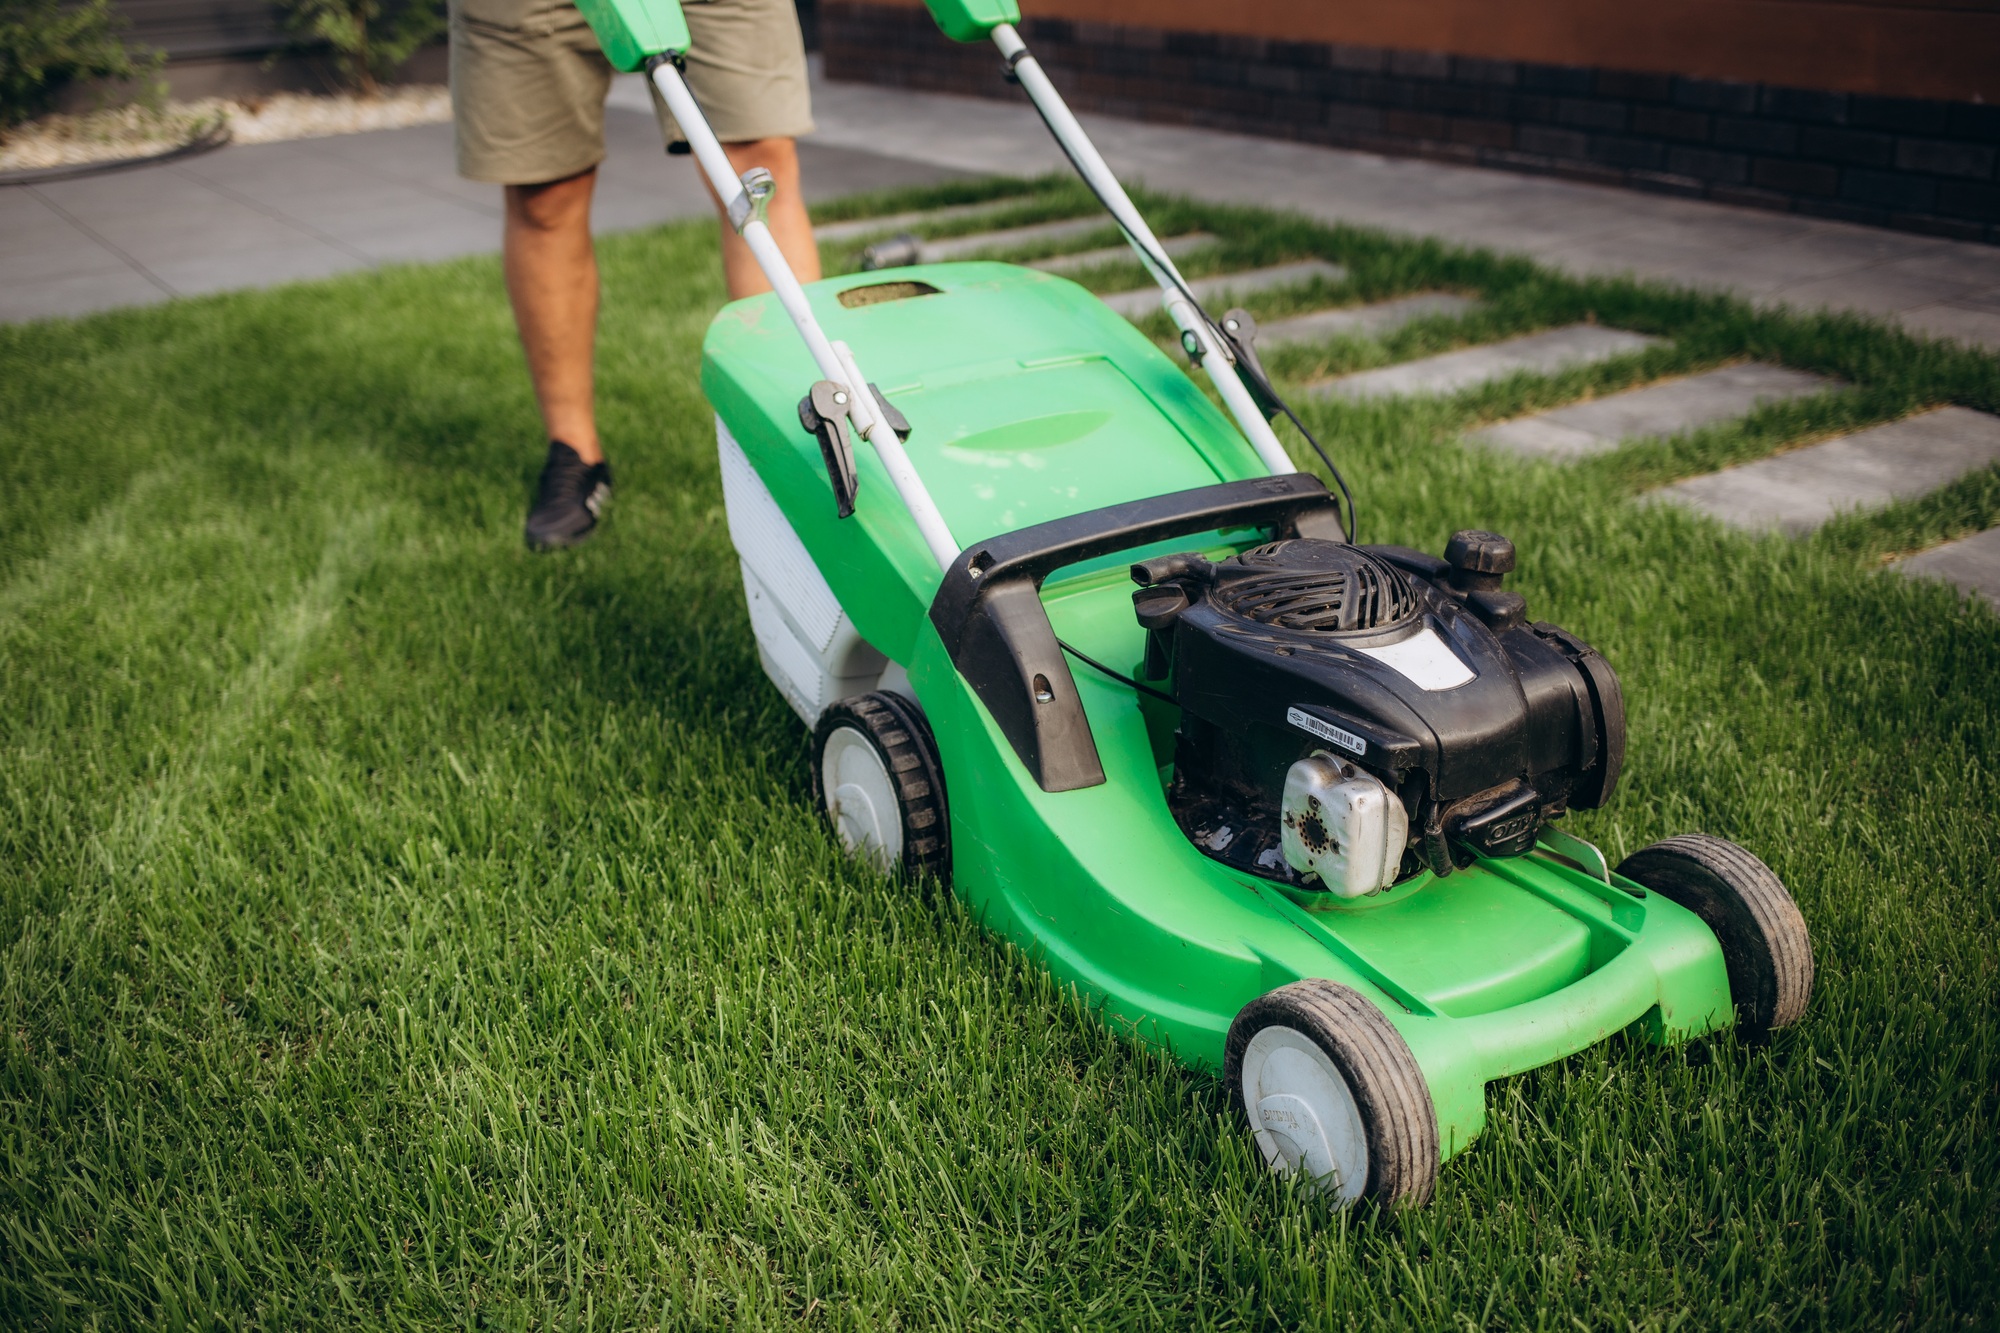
[{"x1": 3, "y1": 177, "x2": 1997, "y2": 1330}]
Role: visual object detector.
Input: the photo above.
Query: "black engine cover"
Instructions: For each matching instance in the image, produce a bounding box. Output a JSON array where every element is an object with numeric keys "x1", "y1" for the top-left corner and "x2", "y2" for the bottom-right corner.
[{"x1": 1133, "y1": 538, "x2": 1623, "y2": 886}]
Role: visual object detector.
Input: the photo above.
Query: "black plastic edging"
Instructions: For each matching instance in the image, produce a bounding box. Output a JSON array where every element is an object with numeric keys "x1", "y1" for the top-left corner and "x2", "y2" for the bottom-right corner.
[{"x1": 0, "y1": 122, "x2": 233, "y2": 188}]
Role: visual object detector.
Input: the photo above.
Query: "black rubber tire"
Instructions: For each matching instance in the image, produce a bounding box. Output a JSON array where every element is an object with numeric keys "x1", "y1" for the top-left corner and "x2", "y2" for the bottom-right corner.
[
  {"x1": 1616, "y1": 834, "x2": 1813, "y2": 1036},
  {"x1": 810, "y1": 692, "x2": 950, "y2": 883},
  {"x1": 1224, "y1": 978, "x2": 1439, "y2": 1208}
]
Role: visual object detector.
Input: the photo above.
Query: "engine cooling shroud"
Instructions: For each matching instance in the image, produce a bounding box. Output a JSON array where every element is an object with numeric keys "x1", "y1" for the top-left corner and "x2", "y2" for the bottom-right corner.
[{"x1": 1132, "y1": 533, "x2": 1625, "y2": 892}]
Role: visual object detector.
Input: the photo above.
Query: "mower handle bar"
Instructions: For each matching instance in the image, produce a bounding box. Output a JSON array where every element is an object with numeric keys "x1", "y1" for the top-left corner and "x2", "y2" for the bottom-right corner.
[
  {"x1": 928, "y1": 473, "x2": 1345, "y2": 793},
  {"x1": 989, "y1": 24, "x2": 1298, "y2": 478},
  {"x1": 631, "y1": 16, "x2": 1307, "y2": 577}
]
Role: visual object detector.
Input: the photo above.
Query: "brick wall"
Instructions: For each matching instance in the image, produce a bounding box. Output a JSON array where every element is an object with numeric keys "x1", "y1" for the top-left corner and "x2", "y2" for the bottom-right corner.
[{"x1": 821, "y1": 3, "x2": 2000, "y2": 245}]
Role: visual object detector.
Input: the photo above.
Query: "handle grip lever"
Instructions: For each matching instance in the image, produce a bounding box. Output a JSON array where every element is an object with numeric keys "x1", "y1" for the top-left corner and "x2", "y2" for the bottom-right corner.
[{"x1": 799, "y1": 381, "x2": 861, "y2": 518}]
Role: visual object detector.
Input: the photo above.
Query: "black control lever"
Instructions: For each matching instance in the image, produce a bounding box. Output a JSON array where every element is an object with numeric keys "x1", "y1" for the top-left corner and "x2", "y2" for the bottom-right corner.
[
  {"x1": 866, "y1": 383, "x2": 912, "y2": 441},
  {"x1": 798, "y1": 380, "x2": 860, "y2": 518},
  {"x1": 1217, "y1": 307, "x2": 1286, "y2": 421}
]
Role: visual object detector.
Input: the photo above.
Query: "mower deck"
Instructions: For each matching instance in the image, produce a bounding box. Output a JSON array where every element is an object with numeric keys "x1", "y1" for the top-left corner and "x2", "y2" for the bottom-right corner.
[
  {"x1": 705, "y1": 263, "x2": 1734, "y2": 1158},
  {"x1": 912, "y1": 561, "x2": 1731, "y2": 1154}
]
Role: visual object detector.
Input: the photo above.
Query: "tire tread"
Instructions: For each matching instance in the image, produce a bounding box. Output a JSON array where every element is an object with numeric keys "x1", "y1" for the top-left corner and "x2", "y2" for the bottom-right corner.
[
  {"x1": 1616, "y1": 833, "x2": 1812, "y2": 1033},
  {"x1": 1224, "y1": 979, "x2": 1439, "y2": 1207},
  {"x1": 811, "y1": 692, "x2": 951, "y2": 883}
]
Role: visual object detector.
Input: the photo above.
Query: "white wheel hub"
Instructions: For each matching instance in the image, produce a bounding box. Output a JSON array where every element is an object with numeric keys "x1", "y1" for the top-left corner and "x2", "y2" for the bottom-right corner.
[
  {"x1": 1240, "y1": 1025, "x2": 1368, "y2": 1203},
  {"x1": 820, "y1": 726, "x2": 902, "y2": 873}
]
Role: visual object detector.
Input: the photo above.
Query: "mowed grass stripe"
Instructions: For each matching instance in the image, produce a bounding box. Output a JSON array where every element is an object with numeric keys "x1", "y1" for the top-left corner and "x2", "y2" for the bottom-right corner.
[{"x1": 1, "y1": 176, "x2": 1996, "y2": 1330}]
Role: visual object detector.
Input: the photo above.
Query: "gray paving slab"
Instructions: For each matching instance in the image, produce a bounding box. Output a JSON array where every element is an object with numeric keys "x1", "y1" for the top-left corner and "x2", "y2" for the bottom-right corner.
[
  {"x1": 6, "y1": 188, "x2": 176, "y2": 317},
  {"x1": 310, "y1": 213, "x2": 505, "y2": 265},
  {"x1": 910, "y1": 215, "x2": 1113, "y2": 261},
  {"x1": 0, "y1": 238, "x2": 134, "y2": 286},
  {"x1": 0, "y1": 200, "x2": 133, "y2": 281},
  {"x1": 29, "y1": 175, "x2": 264, "y2": 243},
  {"x1": 1255, "y1": 292, "x2": 1479, "y2": 348},
  {"x1": 299, "y1": 121, "x2": 477, "y2": 177},
  {"x1": 103, "y1": 212, "x2": 362, "y2": 266},
  {"x1": 1, "y1": 101, "x2": 967, "y2": 323},
  {"x1": 1314, "y1": 325, "x2": 1661, "y2": 402},
  {"x1": 1101, "y1": 259, "x2": 1348, "y2": 319},
  {"x1": 1763, "y1": 263, "x2": 1980, "y2": 319},
  {"x1": 795, "y1": 140, "x2": 977, "y2": 206},
  {"x1": 0, "y1": 268, "x2": 174, "y2": 324},
  {"x1": 1471, "y1": 363, "x2": 1836, "y2": 461},
  {"x1": 0, "y1": 190, "x2": 89, "y2": 258},
  {"x1": 148, "y1": 243, "x2": 374, "y2": 295},
  {"x1": 1029, "y1": 232, "x2": 1215, "y2": 274},
  {"x1": 1894, "y1": 526, "x2": 2000, "y2": 611},
  {"x1": 1900, "y1": 302, "x2": 2000, "y2": 351},
  {"x1": 816, "y1": 197, "x2": 1032, "y2": 244},
  {"x1": 1650, "y1": 406, "x2": 2000, "y2": 535}
]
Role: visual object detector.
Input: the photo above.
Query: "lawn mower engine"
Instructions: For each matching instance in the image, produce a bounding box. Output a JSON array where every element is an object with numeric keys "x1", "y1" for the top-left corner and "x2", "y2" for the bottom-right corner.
[{"x1": 1133, "y1": 531, "x2": 1625, "y2": 896}]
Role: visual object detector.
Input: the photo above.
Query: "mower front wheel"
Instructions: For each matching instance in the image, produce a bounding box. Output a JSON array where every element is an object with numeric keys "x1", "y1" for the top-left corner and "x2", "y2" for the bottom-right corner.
[
  {"x1": 810, "y1": 692, "x2": 950, "y2": 882},
  {"x1": 1224, "y1": 979, "x2": 1439, "y2": 1207},
  {"x1": 1616, "y1": 833, "x2": 1813, "y2": 1036}
]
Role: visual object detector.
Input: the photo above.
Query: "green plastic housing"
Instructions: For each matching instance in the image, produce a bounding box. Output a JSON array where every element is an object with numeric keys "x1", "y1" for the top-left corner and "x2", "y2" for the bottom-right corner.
[
  {"x1": 576, "y1": 0, "x2": 690, "y2": 71},
  {"x1": 922, "y1": 0, "x2": 1020, "y2": 42},
  {"x1": 702, "y1": 262, "x2": 1736, "y2": 1161}
]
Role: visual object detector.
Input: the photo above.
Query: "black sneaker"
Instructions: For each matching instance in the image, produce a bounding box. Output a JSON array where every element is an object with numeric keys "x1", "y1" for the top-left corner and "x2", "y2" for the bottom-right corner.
[{"x1": 525, "y1": 440, "x2": 612, "y2": 551}]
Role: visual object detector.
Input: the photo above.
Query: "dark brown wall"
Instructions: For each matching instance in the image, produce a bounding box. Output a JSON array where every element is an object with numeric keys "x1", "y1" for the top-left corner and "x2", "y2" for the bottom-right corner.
[
  {"x1": 848, "y1": 0, "x2": 2000, "y2": 104},
  {"x1": 824, "y1": 2, "x2": 2000, "y2": 243}
]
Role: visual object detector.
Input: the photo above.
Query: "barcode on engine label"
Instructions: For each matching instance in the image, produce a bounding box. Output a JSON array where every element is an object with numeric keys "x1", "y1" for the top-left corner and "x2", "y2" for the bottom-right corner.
[{"x1": 1286, "y1": 707, "x2": 1366, "y2": 756}]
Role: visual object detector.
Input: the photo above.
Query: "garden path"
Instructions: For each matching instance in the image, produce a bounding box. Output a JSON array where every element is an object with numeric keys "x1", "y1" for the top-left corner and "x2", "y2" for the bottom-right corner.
[
  {"x1": 5, "y1": 62, "x2": 1998, "y2": 347},
  {"x1": 0, "y1": 100, "x2": 960, "y2": 325},
  {"x1": 797, "y1": 67, "x2": 2000, "y2": 353}
]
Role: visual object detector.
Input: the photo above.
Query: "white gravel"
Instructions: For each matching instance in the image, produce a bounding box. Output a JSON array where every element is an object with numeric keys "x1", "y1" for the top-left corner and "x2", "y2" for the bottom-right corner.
[{"x1": 0, "y1": 86, "x2": 452, "y2": 173}]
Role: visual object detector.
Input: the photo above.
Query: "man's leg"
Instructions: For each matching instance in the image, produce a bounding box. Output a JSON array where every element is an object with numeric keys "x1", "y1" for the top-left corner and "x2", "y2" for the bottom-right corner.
[
  {"x1": 504, "y1": 166, "x2": 601, "y2": 463},
  {"x1": 507, "y1": 166, "x2": 613, "y2": 550},
  {"x1": 704, "y1": 137, "x2": 821, "y2": 301}
]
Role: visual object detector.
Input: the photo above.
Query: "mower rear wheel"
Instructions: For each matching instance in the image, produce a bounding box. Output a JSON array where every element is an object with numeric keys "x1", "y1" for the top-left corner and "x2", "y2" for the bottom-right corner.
[
  {"x1": 1224, "y1": 979, "x2": 1438, "y2": 1207},
  {"x1": 810, "y1": 692, "x2": 949, "y2": 882},
  {"x1": 1616, "y1": 834, "x2": 1813, "y2": 1036}
]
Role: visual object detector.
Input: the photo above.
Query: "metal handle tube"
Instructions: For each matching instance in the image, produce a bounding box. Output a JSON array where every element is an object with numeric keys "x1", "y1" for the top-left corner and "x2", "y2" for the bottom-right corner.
[
  {"x1": 649, "y1": 58, "x2": 961, "y2": 568},
  {"x1": 990, "y1": 25, "x2": 1297, "y2": 478},
  {"x1": 653, "y1": 60, "x2": 844, "y2": 380}
]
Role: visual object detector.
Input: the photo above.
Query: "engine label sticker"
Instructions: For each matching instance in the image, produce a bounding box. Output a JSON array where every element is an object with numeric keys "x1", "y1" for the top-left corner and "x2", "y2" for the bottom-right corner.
[{"x1": 1286, "y1": 707, "x2": 1366, "y2": 756}]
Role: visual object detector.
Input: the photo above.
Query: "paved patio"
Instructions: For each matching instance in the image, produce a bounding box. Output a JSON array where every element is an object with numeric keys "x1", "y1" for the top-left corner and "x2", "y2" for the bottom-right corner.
[
  {"x1": 5, "y1": 64, "x2": 1999, "y2": 347},
  {"x1": 0, "y1": 87, "x2": 964, "y2": 325}
]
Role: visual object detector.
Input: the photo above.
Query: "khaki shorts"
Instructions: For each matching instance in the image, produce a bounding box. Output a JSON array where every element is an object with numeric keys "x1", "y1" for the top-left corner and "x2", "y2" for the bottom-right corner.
[{"x1": 450, "y1": 0, "x2": 814, "y2": 185}]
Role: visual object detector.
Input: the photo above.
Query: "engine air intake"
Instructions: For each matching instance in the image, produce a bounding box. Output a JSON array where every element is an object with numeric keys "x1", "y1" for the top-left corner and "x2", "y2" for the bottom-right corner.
[{"x1": 1212, "y1": 541, "x2": 1420, "y2": 634}]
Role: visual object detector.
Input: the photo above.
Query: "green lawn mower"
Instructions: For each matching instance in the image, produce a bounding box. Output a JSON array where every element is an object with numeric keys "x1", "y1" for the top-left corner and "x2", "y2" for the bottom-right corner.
[{"x1": 580, "y1": 0, "x2": 1814, "y2": 1205}]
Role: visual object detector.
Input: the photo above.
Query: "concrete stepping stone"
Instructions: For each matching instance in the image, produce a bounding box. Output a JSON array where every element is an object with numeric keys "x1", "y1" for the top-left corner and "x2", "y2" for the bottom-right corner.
[
  {"x1": 816, "y1": 197, "x2": 1040, "y2": 244},
  {"x1": 1314, "y1": 325, "x2": 1661, "y2": 402},
  {"x1": 1029, "y1": 232, "x2": 1216, "y2": 274},
  {"x1": 1100, "y1": 260, "x2": 1349, "y2": 320},
  {"x1": 1650, "y1": 406, "x2": 2000, "y2": 536},
  {"x1": 1895, "y1": 526, "x2": 2000, "y2": 611},
  {"x1": 1256, "y1": 293, "x2": 1480, "y2": 349},
  {"x1": 907, "y1": 216, "x2": 1112, "y2": 262},
  {"x1": 1472, "y1": 363, "x2": 1836, "y2": 461}
]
